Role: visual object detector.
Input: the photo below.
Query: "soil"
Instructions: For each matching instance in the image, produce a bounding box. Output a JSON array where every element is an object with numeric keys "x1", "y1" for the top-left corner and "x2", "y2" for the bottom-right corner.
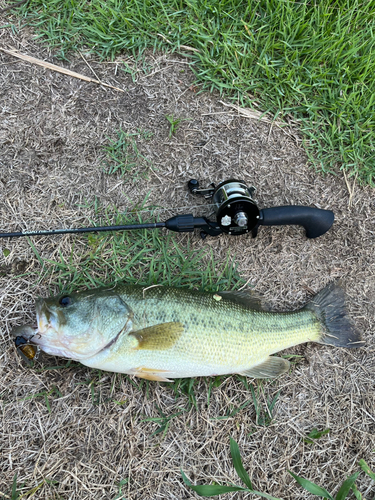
[{"x1": 1, "y1": 21, "x2": 374, "y2": 500}]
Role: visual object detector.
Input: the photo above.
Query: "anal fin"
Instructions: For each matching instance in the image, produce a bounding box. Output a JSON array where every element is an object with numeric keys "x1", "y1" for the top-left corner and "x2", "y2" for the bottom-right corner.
[
  {"x1": 133, "y1": 366, "x2": 173, "y2": 382},
  {"x1": 240, "y1": 356, "x2": 290, "y2": 379}
]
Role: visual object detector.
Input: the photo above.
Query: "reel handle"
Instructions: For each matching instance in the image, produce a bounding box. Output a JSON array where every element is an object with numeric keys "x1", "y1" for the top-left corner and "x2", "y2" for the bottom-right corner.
[{"x1": 259, "y1": 206, "x2": 334, "y2": 238}]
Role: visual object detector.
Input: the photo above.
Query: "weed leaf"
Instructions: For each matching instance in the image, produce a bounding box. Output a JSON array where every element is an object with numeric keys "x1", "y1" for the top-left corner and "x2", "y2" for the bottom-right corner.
[
  {"x1": 251, "y1": 490, "x2": 283, "y2": 500},
  {"x1": 307, "y1": 428, "x2": 330, "y2": 439},
  {"x1": 335, "y1": 472, "x2": 361, "y2": 500},
  {"x1": 229, "y1": 437, "x2": 253, "y2": 489},
  {"x1": 184, "y1": 484, "x2": 247, "y2": 497},
  {"x1": 11, "y1": 473, "x2": 19, "y2": 500},
  {"x1": 351, "y1": 483, "x2": 363, "y2": 500},
  {"x1": 303, "y1": 428, "x2": 330, "y2": 444},
  {"x1": 288, "y1": 471, "x2": 334, "y2": 500},
  {"x1": 112, "y1": 478, "x2": 128, "y2": 500},
  {"x1": 180, "y1": 469, "x2": 246, "y2": 497},
  {"x1": 359, "y1": 459, "x2": 375, "y2": 481}
]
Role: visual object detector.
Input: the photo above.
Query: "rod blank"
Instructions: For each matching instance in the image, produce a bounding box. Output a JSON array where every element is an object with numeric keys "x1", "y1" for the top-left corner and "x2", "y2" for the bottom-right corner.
[{"x1": 0, "y1": 222, "x2": 166, "y2": 238}]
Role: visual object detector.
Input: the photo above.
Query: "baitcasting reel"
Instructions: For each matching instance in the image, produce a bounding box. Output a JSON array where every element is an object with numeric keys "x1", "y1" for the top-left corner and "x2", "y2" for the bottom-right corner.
[
  {"x1": 0, "y1": 178, "x2": 334, "y2": 240},
  {"x1": 188, "y1": 178, "x2": 259, "y2": 236},
  {"x1": 187, "y1": 178, "x2": 334, "y2": 239}
]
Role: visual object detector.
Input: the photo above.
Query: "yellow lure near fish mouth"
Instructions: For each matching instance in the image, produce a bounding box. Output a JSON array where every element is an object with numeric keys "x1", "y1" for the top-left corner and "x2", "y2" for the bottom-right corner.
[{"x1": 17, "y1": 281, "x2": 363, "y2": 380}]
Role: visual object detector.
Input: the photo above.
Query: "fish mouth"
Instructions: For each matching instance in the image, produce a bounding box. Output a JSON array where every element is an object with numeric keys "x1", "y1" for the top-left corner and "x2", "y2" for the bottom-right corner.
[{"x1": 33, "y1": 301, "x2": 85, "y2": 359}]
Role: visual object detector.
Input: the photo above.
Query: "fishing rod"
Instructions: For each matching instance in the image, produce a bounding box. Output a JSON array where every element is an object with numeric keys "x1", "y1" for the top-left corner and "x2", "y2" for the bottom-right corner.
[{"x1": 0, "y1": 179, "x2": 334, "y2": 240}]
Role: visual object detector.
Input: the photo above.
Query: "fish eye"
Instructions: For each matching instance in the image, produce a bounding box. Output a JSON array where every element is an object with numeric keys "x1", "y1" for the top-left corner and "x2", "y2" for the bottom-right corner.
[{"x1": 59, "y1": 296, "x2": 72, "y2": 307}]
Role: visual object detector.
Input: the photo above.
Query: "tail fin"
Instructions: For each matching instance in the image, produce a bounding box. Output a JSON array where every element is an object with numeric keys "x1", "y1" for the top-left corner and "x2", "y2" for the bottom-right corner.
[{"x1": 305, "y1": 282, "x2": 364, "y2": 348}]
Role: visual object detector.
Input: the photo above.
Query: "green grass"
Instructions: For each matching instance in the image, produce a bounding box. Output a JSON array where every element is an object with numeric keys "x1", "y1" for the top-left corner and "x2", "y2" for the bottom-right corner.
[
  {"x1": 288, "y1": 460, "x2": 375, "y2": 500},
  {"x1": 303, "y1": 427, "x2": 330, "y2": 444},
  {"x1": 171, "y1": 376, "x2": 198, "y2": 408},
  {"x1": 181, "y1": 440, "x2": 375, "y2": 499},
  {"x1": 142, "y1": 405, "x2": 187, "y2": 439},
  {"x1": 4, "y1": 474, "x2": 23, "y2": 500},
  {"x1": 10, "y1": 0, "x2": 375, "y2": 184},
  {"x1": 3, "y1": 473, "x2": 60, "y2": 500},
  {"x1": 249, "y1": 383, "x2": 280, "y2": 426},
  {"x1": 165, "y1": 115, "x2": 185, "y2": 137},
  {"x1": 181, "y1": 437, "x2": 282, "y2": 499},
  {"x1": 32, "y1": 203, "x2": 244, "y2": 294},
  {"x1": 103, "y1": 128, "x2": 153, "y2": 179},
  {"x1": 112, "y1": 479, "x2": 129, "y2": 500},
  {"x1": 19, "y1": 385, "x2": 63, "y2": 413}
]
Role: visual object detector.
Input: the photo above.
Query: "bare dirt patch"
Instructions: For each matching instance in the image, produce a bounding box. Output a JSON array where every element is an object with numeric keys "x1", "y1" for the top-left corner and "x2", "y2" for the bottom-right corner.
[{"x1": 0, "y1": 25, "x2": 374, "y2": 500}]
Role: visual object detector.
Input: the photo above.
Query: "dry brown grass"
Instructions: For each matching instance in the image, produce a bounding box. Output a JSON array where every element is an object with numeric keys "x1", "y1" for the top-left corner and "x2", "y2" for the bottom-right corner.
[{"x1": 0, "y1": 24, "x2": 374, "y2": 500}]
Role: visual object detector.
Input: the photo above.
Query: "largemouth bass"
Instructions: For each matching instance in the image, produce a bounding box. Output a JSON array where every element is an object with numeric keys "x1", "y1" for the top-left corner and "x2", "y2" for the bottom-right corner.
[{"x1": 13, "y1": 282, "x2": 363, "y2": 381}]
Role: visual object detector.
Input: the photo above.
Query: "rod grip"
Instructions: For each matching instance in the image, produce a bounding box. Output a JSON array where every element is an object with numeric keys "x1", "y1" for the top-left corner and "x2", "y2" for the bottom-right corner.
[{"x1": 259, "y1": 206, "x2": 334, "y2": 238}]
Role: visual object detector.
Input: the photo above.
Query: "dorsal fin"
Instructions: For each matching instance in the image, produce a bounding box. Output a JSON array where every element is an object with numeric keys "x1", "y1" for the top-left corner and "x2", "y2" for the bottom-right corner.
[
  {"x1": 217, "y1": 289, "x2": 266, "y2": 310},
  {"x1": 130, "y1": 322, "x2": 184, "y2": 351}
]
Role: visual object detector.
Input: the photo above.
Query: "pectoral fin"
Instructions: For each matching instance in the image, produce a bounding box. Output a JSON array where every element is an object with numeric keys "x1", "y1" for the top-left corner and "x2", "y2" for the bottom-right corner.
[
  {"x1": 130, "y1": 322, "x2": 184, "y2": 351},
  {"x1": 240, "y1": 356, "x2": 290, "y2": 379},
  {"x1": 133, "y1": 366, "x2": 173, "y2": 382}
]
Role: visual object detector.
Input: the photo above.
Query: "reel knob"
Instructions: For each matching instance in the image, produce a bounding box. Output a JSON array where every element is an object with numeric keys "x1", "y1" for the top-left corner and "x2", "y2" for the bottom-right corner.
[
  {"x1": 187, "y1": 178, "x2": 216, "y2": 198},
  {"x1": 212, "y1": 179, "x2": 259, "y2": 235},
  {"x1": 188, "y1": 179, "x2": 199, "y2": 194}
]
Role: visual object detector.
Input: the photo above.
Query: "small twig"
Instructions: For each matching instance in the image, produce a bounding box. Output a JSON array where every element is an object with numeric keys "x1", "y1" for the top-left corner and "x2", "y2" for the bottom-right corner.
[
  {"x1": 0, "y1": 47, "x2": 125, "y2": 92},
  {"x1": 220, "y1": 101, "x2": 280, "y2": 125},
  {"x1": 0, "y1": 0, "x2": 28, "y2": 14}
]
